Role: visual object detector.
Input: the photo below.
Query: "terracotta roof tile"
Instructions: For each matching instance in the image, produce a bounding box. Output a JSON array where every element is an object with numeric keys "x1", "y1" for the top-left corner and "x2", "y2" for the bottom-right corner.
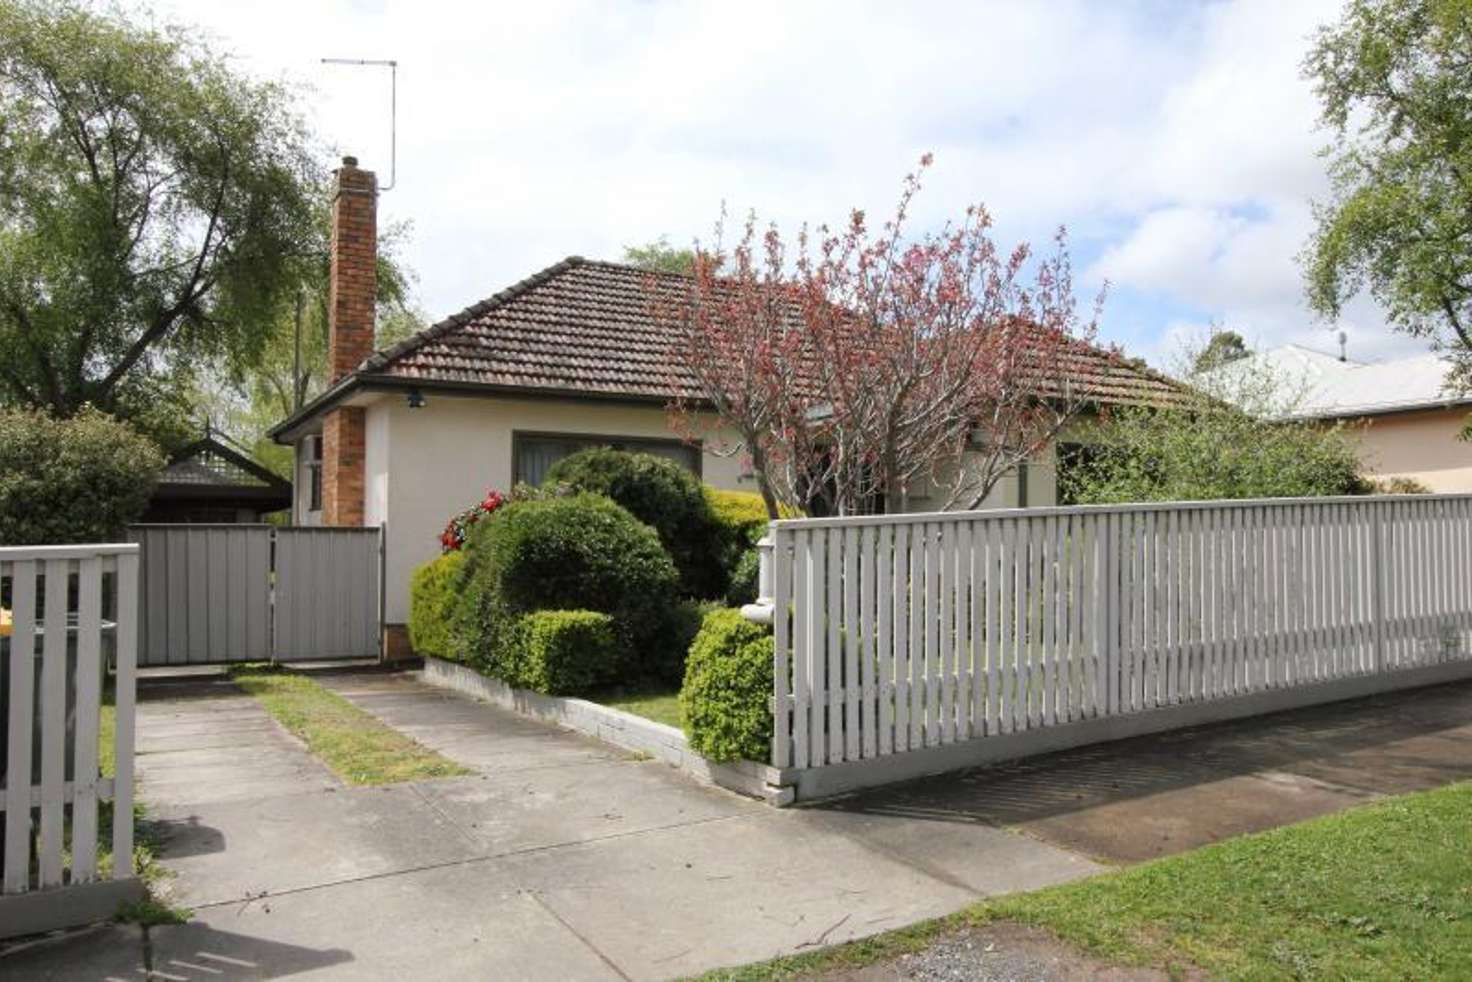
[{"x1": 362, "y1": 257, "x2": 1187, "y2": 407}]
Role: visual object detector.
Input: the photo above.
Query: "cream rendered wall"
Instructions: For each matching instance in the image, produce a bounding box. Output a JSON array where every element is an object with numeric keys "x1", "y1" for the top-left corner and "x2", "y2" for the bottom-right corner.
[
  {"x1": 374, "y1": 392, "x2": 753, "y2": 624},
  {"x1": 898, "y1": 440, "x2": 1061, "y2": 513},
  {"x1": 1351, "y1": 407, "x2": 1472, "y2": 492}
]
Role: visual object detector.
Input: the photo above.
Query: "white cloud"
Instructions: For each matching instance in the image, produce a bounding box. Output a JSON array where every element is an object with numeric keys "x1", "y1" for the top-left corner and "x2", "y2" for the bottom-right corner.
[{"x1": 147, "y1": 0, "x2": 1425, "y2": 368}]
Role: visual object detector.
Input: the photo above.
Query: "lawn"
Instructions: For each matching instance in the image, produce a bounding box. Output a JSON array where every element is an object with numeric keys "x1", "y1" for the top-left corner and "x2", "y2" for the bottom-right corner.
[
  {"x1": 591, "y1": 685, "x2": 683, "y2": 729},
  {"x1": 230, "y1": 667, "x2": 471, "y2": 785},
  {"x1": 702, "y1": 780, "x2": 1472, "y2": 980}
]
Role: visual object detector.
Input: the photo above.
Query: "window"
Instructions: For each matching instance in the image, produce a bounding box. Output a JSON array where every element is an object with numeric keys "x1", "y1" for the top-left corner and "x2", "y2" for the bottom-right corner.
[
  {"x1": 307, "y1": 435, "x2": 323, "y2": 512},
  {"x1": 512, "y1": 432, "x2": 700, "y2": 487}
]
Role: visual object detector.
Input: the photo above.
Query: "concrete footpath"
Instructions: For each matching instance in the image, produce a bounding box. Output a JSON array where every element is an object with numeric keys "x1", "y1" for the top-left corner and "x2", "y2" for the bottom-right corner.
[{"x1": 7, "y1": 671, "x2": 1472, "y2": 981}]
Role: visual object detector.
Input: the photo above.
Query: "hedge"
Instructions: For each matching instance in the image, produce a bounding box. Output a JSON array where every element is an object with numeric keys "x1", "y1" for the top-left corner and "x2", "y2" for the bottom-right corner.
[
  {"x1": 462, "y1": 493, "x2": 681, "y2": 683},
  {"x1": 408, "y1": 551, "x2": 469, "y2": 662},
  {"x1": 0, "y1": 407, "x2": 165, "y2": 544},
  {"x1": 504, "y1": 610, "x2": 618, "y2": 695},
  {"x1": 679, "y1": 608, "x2": 774, "y2": 762},
  {"x1": 546, "y1": 448, "x2": 726, "y2": 599},
  {"x1": 724, "y1": 547, "x2": 761, "y2": 607}
]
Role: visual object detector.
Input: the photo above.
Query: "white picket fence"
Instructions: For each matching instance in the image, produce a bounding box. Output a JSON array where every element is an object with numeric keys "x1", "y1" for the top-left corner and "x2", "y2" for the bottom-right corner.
[
  {"x1": 767, "y1": 495, "x2": 1472, "y2": 797},
  {"x1": 1, "y1": 544, "x2": 143, "y2": 938}
]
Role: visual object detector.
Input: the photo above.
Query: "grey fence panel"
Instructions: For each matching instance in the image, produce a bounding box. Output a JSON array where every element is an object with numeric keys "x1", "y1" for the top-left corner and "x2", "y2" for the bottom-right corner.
[
  {"x1": 274, "y1": 527, "x2": 382, "y2": 662},
  {"x1": 130, "y1": 525, "x2": 272, "y2": 667}
]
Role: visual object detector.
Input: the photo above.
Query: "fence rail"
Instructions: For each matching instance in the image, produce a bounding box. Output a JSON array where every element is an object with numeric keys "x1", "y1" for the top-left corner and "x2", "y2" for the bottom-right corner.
[
  {"x1": 1, "y1": 543, "x2": 143, "y2": 937},
  {"x1": 769, "y1": 495, "x2": 1472, "y2": 780}
]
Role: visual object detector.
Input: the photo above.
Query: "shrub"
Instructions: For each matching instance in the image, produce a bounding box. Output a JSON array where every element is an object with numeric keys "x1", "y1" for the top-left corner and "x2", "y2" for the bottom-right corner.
[
  {"x1": 680, "y1": 608, "x2": 774, "y2": 762},
  {"x1": 0, "y1": 407, "x2": 165, "y2": 545},
  {"x1": 439, "y1": 488, "x2": 507, "y2": 553},
  {"x1": 462, "y1": 493, "x2": 680, "y2": 681},
  {"x1": 408, "y1": 552, "x2": 469, "y2": 661},
  {"x1": 545, "y1": 448, "x2": 726, "y2": 598},
  {"x1": 1375, "y1": 476, "x2": 1432, "y2": 495},
  {"x1": 502, "y1": 610, "x2": 618, "y2": 695},
  {"x1": 705, "y1": 488, "x2": 770, "y2": 547},
  {"x1": 725, "y1": 547, "x2": 762, "y2": 607}
]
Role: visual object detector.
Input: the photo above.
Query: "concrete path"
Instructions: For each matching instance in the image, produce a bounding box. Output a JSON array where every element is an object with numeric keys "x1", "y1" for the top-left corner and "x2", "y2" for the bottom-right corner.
[
  {"x1": 4, "y1": 670, "x2": 1093, "y2": 981},
  {"x1": 8, "y1": 672, "x2": 1472, "y2": 980}
]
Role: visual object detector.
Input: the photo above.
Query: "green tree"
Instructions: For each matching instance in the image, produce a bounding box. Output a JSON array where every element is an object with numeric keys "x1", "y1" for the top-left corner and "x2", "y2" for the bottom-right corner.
[
  {"x1": 1191, "y1": 329, "x2": 1251, "y2": 374},
  {"x1": 1062, "y1": 354, "x2": 1370, "y2": 504},
  {"x1": 623, "y1": 236, "x2": 695, "y2": 274},
  {"x1": 1302, "y1": 0, "x2": 1472, "y2": 385},
  {"x1": 0, "y1": 1, "x2": 321, "y2": 422},
  {"x1": 215, "y1": 216, "x2": 423, "y2": 475}
]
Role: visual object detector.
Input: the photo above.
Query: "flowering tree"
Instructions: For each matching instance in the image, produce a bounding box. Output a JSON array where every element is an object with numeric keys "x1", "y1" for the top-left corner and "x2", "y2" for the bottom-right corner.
[
  {"x1": 661, "y1": 157, "x2": 1103, "y2": 516},
  {"x1": 656, "y1": 214, "x2": 823, "y2": 519}
]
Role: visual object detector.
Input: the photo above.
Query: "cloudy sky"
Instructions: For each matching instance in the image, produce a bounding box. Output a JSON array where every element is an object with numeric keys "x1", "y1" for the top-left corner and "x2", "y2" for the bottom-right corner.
[{"x1": 154, "y1": 0, "x2": 1418, "y2": 369}]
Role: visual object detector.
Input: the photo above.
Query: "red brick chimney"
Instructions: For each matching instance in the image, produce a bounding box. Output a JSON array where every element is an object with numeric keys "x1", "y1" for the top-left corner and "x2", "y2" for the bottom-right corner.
[{"x1": 322, "y1": 155, "x2": 376, "y2": 527}]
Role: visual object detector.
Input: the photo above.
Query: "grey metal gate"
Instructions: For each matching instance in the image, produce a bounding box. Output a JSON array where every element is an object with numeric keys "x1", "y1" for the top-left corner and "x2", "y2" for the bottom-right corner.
[
  {"x1": 275, "y1": 528, "x2": 382, "y2": 662},
  {"x1": 129, "y1": 525, "x2": 382, "y2": 667}
]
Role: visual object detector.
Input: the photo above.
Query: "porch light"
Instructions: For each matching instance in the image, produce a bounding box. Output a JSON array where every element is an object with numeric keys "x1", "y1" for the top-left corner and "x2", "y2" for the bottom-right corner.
[{"x1": 406, "y1": 388, "x2": 426, "y2": 409}]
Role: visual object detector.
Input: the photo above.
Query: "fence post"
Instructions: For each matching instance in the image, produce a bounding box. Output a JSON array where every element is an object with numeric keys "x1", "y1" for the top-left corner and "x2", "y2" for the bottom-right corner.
[
  {"x1": 741, "y1": 529, "x2": 776, "y2": 626},
  {"x1": 1106, "y1": 512, "x2": 1122, "y2": 716},
  {"x1": 1371, "y1": 502, "x2": 1386, "y2": 672}
]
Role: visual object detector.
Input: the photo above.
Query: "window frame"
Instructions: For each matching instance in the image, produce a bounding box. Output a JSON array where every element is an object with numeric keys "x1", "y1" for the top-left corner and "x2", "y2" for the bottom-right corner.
[
  {"x1": 306, "y1": 435, "x2": 323, "y2": 512},
  {"x1": 511, "y1": 429, "x2": 704, "y2": 487}
]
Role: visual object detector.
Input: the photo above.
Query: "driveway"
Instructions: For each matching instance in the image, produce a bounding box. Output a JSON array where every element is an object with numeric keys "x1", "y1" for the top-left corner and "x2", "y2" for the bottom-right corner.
[{"x1": 7, "y1": 671, "x2": 1472, "y2": 981}]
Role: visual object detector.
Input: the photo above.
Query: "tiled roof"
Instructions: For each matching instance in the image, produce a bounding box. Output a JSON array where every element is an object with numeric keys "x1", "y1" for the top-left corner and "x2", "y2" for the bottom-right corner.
[{"x1": 360, "y1": 256, "x2": 1186, "y2": 407}]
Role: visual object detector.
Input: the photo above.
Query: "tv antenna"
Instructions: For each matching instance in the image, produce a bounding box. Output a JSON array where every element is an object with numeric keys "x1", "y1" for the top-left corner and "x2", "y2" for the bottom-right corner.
[{"x1": 320, "y1": 57, "x2": 398, "y2": 191}]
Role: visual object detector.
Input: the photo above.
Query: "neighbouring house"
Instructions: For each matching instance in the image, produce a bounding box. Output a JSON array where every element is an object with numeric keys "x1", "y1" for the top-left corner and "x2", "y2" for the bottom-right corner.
[
  {"x1": 140, "y1": 430, "x2": 293, "y2": 524},
  {"x1": 270, "y1": 158, "x2": 1181, "y2": 657},
  {"x1": 1213, "y1": 344, "x2": 1472, "y2": 492}
]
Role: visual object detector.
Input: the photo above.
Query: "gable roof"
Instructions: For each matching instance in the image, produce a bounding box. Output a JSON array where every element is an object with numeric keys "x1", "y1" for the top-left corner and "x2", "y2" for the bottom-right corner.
[
  {"x1": 151, "y1": 435, "x2": 293, "y2": 507},
  {"x1": 272, "y1": 256, "x2": 1186, "y2": 439}
]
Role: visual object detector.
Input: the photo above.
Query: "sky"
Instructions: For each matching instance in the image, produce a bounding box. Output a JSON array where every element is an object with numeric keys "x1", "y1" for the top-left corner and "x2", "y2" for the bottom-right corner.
[{"x1": 152, "y1": 0, "x2": 1422, "y2": 371}]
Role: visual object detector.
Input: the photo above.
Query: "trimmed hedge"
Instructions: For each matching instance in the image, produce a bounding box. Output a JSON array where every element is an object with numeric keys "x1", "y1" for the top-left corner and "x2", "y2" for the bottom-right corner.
[
  {"x1": 408, "y1": 551, "x2": 468, "y2": 662},
  {"x1": 679, "y1": 608, "x2": 774, "y2": 762},
  {"x1": 546, "y1": 448, "x2": 726, "y2": 599},
  {"x1": 463, "y1": 493, "x2": 681, "y2": 683},
  {"x1": 0, "y1": 407, "x2": 165, "y2": 545},
  {"x1": 704, "y1": 488, "x2": 770, "y2": 547},
  {"x1": 504, "y1": 610, "x2": 618, "y2": 695}
]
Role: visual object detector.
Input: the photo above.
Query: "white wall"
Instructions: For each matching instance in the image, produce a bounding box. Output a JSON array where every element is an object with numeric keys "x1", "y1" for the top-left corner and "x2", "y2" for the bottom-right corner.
[{"x1": 374, "y1": 392, "x2": 754, "y2": 623}]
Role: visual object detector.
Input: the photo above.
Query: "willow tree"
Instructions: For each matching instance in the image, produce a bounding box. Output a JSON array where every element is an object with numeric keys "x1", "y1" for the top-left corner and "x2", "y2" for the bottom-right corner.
[{"x1": 0, "y1": 1, "x2": 322, "y2": 428}]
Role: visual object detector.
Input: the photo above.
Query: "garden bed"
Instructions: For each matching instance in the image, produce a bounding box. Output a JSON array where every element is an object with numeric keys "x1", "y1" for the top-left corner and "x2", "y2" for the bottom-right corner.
[{"x1": 420, "y1": 656, "x2": 793, "y2": 806}]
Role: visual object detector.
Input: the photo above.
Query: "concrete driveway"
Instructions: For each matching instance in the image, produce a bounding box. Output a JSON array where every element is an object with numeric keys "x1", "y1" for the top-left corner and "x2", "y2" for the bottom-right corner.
[{"x1": 7, "y1": 670, "x2": 1472, "y2": 981}]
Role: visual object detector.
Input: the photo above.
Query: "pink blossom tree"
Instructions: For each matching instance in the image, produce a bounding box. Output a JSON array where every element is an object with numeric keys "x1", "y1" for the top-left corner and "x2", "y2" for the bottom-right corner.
[{"x1": 661, "y1": 157, "x2": 1104, "y2": 517}]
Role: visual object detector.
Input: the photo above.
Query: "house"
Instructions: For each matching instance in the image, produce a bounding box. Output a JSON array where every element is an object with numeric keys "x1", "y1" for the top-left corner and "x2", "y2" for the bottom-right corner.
[
  {"x1": 271, "y1": 158, "x2": 1180, "y2": 657},
  {"x1": 1212, "y1": 344, "x2": 1472, "y2": 492},
  {"x1": 140, "y1": 430, "x2": 292, "y2": 524}
]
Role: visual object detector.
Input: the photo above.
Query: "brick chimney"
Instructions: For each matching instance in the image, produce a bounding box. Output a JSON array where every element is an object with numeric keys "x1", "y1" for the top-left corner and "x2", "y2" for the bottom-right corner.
[{"x1": 321, "y1": 155, "x2": 377, "y2": 527}]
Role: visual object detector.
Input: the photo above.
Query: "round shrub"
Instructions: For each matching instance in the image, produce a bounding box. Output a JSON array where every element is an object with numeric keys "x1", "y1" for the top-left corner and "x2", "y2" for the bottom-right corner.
[
  {"x1": 408, "y1": 551, "x2": 469, "y2": 662},
  {"x1": 463, "y1": 493, "x2": 680, "y2": 680},
  {"x1": 724, "y1": 548, "x2": 761, "y2": 607},
  {"x1": 679, "y1": 608, "x2": 774, "y2": 763},
  {"x1": 0, "y1": 407, "x2": 165, "y2": 544},
  {"x1": 545, "y1": 448, "x2": 726, "y2": 599}
]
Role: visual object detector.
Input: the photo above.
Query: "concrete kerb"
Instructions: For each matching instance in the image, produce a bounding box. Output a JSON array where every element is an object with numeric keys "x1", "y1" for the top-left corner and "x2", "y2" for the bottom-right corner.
[{"x1": 419, "y1": 656, "x2": 796, "y2": 806}]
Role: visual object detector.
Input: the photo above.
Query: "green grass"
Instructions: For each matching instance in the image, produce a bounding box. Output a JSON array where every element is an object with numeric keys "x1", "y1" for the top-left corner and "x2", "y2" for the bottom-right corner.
[
  {"x1": 699, "y1": 780, "x2": 1472, "y2": 981},
  {"x1": 590, "y1": 685, "x2": 684, "y2": 729},
  {"x1": 230, "y1": 667, "x2": 472, "y2": 785}
]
